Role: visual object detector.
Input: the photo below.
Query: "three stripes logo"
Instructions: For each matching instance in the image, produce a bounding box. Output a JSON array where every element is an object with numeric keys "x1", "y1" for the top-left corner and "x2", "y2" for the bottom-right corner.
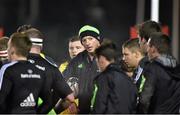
[{"x1": 20, "y1": 93, "x2": 36, "y2": 107}]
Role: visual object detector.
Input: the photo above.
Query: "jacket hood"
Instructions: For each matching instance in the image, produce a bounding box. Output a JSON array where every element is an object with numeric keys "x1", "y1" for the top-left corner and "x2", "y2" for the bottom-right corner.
[
  {"x1": 155, "y1": 54, "x2": 177, "y2": 68},
  {"x1": 155, "y1": 54, "x2": 180, "y2": 80}
]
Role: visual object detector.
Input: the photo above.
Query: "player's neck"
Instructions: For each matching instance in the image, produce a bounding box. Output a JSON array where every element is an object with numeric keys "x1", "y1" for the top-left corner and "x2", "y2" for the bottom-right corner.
[
  {"x1": 88, "y1": 53, "x2": 95, "y2": 61},
  {"x1": 12, "y1": 55, "x2": 27, "y2": 61},
  {"x1": 30, "y1": 47, "x2": 41, "y2": 54}
]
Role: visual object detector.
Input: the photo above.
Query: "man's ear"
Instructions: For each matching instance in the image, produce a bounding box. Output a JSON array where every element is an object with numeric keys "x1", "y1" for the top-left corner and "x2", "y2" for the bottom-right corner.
[
  {"x1": 11, "y1": 51, "x2": 15, "y2": 55},
  {"x1": 134, "y1": 51, "x2": 141, "y2": 58},
  {"x1": 10, "y1": 47, "x2": 15, "y2": 55},
  {"x1": 151, "y1": 46, "x2": 158, "y2": 54}
]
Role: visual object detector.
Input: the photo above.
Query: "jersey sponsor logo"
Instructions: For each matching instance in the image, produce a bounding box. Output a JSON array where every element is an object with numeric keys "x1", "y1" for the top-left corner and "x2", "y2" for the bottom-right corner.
[
  {"x1": 21, "y1": 69, "x2": 41, "y2": 79},
  {"x1": 28, "y1": 69, "x2": 33, "y2": 74},
  {"x1": 28, "y1": 59, "x2": 35, "y2": 64},
  {"x1": 35, "y1": 65, "x2": 45, "y2": 71},
  {"x1": 20, "y1": 93, "x2": 36, "y2": 107},
  {"x1": 21, "y1": 74, "x2": 41, "y2": 79}
]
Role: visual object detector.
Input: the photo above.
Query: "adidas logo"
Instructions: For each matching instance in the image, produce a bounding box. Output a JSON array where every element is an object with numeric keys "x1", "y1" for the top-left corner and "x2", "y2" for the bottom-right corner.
[{"x1": 20, "y1": 93, "x2": 36, "y2": 107}]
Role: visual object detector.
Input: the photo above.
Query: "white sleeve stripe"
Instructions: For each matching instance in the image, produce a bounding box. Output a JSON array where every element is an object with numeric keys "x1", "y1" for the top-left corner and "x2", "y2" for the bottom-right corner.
[
  {"x1": 0, "y1": 54, "x2": 8, "y2": 57},
  {"x1": 0, "y1": 50, "x2": 8, "y2": 57},
  {"x1": 0, "y1": 61, "x2": 18, "y2": 90},
  {"x1": 0, "y1": 50, "x2": 7, "y2": 54}
]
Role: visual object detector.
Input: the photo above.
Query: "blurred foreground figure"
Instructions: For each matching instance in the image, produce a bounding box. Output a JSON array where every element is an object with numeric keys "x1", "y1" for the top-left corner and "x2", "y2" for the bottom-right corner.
[
  {"x1": 137, "y1": 32, "x2": 180, "y2": 113},
  {"x1": 0, "y1": 36, "x2": 9, "y2": 68},
  {"x1": 0, "y1": 33, "x2": 52, "y2": 113},
  {"x1": 17, "y1": 25, "x2": 75, "y2": 114}
]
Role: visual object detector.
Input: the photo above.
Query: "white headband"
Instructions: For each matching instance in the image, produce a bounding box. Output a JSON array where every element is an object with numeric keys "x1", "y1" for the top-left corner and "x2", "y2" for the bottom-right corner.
[
  {"x1": 30, "y1": 37, "x2": 43, "y2": 46},
  {"x1": 32, "y1": 43, "x2": 43, "y2": 46},
  {"x1": 30, "y1": 37, "x2": 43, "y2": 43}
]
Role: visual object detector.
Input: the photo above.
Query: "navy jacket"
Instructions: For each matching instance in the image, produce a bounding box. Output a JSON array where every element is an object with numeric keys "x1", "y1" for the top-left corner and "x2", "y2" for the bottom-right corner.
[
  {"x1": 92, "y1": 63, "x2": 137, "y2": 113},
  {"x1": 138, "y1": 55, "x2": 178, "y2": 113},
  {"x1": 63, "y1": 50, "x2": 100, "y2": 113}
]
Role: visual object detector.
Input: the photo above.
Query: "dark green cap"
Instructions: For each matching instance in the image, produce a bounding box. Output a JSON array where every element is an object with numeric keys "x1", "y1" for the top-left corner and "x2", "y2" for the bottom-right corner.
[{"x1": 78, "y1": 25, "x2": 102, "y2": 43}]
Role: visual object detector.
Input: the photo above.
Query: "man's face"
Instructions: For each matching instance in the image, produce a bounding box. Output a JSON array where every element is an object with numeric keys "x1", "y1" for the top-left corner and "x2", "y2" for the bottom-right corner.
[
  {"x1": 81, "y1": 36, "x2": 100, "y2": 53},
  {"x1": 122, "y1": 47, "x2": 138, "y2": 68},
  {"x1": 96, "y1": 55, "x2": 110, "y2": 72},
  {"x1": 69, "y1": 40, "x2": 85, "y2": 59}
]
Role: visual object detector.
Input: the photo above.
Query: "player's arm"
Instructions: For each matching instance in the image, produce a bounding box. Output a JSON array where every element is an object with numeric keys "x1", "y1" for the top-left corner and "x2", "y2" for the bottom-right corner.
[
  {"x1": 54, "y1": 68, "x2": 74, "y2": 100},
  {"x1": 37, "y1": 72, "x2": 53, "y2": 114}
]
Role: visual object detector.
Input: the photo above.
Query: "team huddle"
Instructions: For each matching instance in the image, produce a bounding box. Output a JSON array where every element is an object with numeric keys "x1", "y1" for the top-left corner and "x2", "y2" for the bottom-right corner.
[{"x1": 0, "y1": 20, "x2": 180, "y2": 114}]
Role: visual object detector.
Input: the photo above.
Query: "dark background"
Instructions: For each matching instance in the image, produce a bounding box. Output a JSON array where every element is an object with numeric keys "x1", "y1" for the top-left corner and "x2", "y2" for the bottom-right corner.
[{"x1": 0, "y1": 0, "x2": 175, "y2": 64}]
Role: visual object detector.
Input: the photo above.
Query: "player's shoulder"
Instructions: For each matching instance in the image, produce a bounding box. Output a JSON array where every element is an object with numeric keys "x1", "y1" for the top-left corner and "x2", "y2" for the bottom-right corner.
[
  {"x1": 0, "y1": 61, "x2": 18, "y2": 71},
  {"x1": 40, "y1": 53, "x2": 58, "y2": 68}
]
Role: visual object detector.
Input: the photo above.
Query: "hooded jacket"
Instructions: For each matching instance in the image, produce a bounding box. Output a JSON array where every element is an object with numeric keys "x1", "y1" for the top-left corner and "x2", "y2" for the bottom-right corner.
[
  {"x1": 138, "y1": 54, "x2": 179, "y2": 113},
  {"x1": 92, "y1": 63, "x2": 137, "y2": 113}
]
